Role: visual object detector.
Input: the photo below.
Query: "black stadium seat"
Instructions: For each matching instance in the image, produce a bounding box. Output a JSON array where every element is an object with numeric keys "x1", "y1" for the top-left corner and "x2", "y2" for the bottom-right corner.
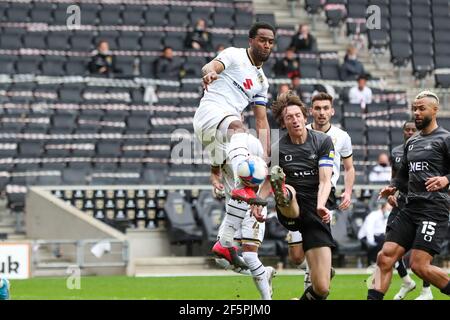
[
  {"x1": 30, "y1": 2, "x2": 54, "y2": 23},
  {"x1": 144, "y1": 5, "x2": 168, "y2": 26},
  {"x1": 122, "y1": 5, "x2": 145, "y2": 25},
  {"x1": 164, "y1": 192, "x2": 203, "y2": 250}
]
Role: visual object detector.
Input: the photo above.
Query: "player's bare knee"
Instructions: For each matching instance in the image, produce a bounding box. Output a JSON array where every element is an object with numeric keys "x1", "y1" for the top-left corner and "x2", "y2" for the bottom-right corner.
[
  {"x1": 377, "y1": 250, "x2": 394, "y2": 271},
  {"x1": 228, "y1": 120, "x2": 246, "y2": 135},
  {"x1": 313, "y1": 282, "x2": 330, "y2": 298},
  {"x1": 288, "y1": 249, "x2": 305, "y2": 265}
]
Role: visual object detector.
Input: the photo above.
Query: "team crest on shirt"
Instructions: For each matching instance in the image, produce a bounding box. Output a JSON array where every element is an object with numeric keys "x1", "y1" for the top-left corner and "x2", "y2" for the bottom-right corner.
[
  {"x1": 424, "y1": 144, "x2": 432, "y2": 150},
  {"x1": 257, "y1": 72, "x2": 264, "y2": 84},
  {"x1": 396, "y1": 157, "x2": 401, "y2": 162},
  {"x1": 309, "y1": 153, "x2": 317, "y2": 160}
]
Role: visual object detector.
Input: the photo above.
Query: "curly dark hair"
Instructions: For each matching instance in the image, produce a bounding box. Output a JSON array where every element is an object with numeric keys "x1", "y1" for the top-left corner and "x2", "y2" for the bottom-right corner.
[
  {"x1": 249, "y1": 22, "x2": 276, "y2": 39},
  {"x1": 271, "y1": 90, "x2": 307, "y2": 127}
]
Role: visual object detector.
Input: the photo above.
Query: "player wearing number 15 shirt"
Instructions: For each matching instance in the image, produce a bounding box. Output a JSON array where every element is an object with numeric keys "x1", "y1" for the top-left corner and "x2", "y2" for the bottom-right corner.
[{"x1": 369, "y1": 91, "x2": 450, "y2": 300}]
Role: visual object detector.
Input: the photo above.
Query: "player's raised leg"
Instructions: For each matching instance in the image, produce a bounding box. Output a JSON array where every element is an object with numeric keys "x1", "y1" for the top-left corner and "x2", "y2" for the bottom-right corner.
[{"x1": 269, "y1": 165, "x2": 300, "y2": 218}]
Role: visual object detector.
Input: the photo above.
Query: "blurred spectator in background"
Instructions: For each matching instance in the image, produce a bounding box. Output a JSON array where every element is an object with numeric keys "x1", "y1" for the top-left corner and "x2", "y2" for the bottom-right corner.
[
  {"x1": 185, "y1": 19, "x2": 212, "y2": 51},
  {"x1": 215, "y1": 44, "x2": 225, "y2": 55},
  {"x1": 273, "y1": 47, "x2": 300, "y2": 78},
  {"x1": 277, "y1": 83, "x2": 290, "y2": 96},
  {"x1": 358, "y1": 201, "x2": 391, "y2": 266},
  {"x1": 290, "y1": 75, "x2": 306, "y2": 102},
  {"x1": 340, "y1": 46, "x2": 366, "y2": 81},
  {"x1": 153, "y1": 46, "x2": 183, "y2": 80},
  {"x1": 369, "y1": 152, "x2": 392, "y2": 183},
  {"x1": 290, "y1": 24, "x2": 317, "y2": 52},
  {"x1": 89, "y1": 40, "x2": 120, "y2": 77},
  {"x1": 348, "y1": 74, "x2": 372, "y2": 108}
]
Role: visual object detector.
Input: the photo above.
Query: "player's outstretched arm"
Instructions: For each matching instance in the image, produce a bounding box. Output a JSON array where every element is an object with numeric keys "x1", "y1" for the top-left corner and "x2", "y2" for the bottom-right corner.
[
  {"x1": 201, "y1": 60, "x2": 224, "y2": 90},
  {"x1": 340, "y1": 155, "x2": 355, "y2": 210},
  {"x1": 318, "y1": 166, "x2": 333, "y2": 223}
]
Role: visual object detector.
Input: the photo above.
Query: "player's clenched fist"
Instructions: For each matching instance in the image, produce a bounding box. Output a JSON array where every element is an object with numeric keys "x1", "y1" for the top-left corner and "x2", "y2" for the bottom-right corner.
[{"x1": 202, "y1": 71, "x2": 218, "y2": 90}]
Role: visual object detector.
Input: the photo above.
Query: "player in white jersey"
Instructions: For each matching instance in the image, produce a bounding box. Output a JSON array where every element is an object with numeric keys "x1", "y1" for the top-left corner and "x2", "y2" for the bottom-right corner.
[
  {"x1": 193, "y1": 22, "x2": 275, "y2": 206},
  {"x1": 210, "y1": 133, "x2": 275, "y2": 300},
  {"x1": 288, "y1": 92, "x2": 355, "y2": 292}
]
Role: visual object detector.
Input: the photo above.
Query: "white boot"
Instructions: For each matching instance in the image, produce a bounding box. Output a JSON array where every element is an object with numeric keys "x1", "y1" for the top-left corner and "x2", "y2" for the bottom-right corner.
[
  {"x1": 265, "y1": 266, "x2": 276, "y2": 298},
  {"x1": 415, "y1": 287, "x2": 433, "y2": 300},
  {"x1": 393, "y1": 280, "x2": 416, "y2": 300}
]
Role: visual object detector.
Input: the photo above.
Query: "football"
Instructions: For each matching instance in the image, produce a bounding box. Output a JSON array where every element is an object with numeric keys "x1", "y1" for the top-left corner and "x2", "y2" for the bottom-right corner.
[{"x1": 236, "y1": 155, "x2": 268, "y2": 187}]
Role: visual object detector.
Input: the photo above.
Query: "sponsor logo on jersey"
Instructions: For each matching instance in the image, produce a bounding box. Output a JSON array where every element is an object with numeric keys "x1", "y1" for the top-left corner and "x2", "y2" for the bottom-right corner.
[
  {"x1": 293, "y1": 169, "x2": 319, "y2": 177},
  {"x1": 408, "y1": 161, "x2": 429, "y2": 172},
  {"x1": 243, "y1": 78, "x2": 253, "y2": 90},
  {"x1": 232, "y1": 80, "x2": 248, "y2": 96}
]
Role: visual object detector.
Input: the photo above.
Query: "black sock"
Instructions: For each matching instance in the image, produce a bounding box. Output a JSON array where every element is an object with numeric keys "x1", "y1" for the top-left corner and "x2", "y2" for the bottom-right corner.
[
  {"x1": 423, "y1": 281, "x2": 431, "y2": 288},
  {"x1": 440, "y1": 281, "x2": 450, "y2": 295},
  {"x1": 396, "y1": 259, "x2": 408, "y2": 278},
  {"x1": 300, "y1": 286, "x2": 327, "y2": 300},
  {"x1": 367, "y1": 289, "x2": 384, "y2": 300}
]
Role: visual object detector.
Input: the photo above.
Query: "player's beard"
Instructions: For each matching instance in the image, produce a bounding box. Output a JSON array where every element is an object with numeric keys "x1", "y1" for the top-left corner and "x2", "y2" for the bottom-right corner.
[
  {"x1": 254, "y1": 48, "x2": 271, "y2": 62},
  {"x1": 415, "y1": 115, "x2": 431, "y2": 130}
]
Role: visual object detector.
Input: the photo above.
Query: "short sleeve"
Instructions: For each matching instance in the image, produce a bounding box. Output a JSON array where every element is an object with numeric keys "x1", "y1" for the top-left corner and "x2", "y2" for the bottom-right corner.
[
  {"x1": 340, "y1": 132, "x2": 353, "y2": 158},
  {"x1": 318, "y1": 136, "x2": 335, "y2": 168},
  {"x1": 214, "y1": 47, "x2": 237, "y2": 69}
]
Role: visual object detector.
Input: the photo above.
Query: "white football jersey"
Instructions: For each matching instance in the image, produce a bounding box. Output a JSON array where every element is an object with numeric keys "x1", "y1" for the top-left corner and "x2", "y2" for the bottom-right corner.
[
  {"x1": 222, "y1": 134, "x2": 264, "y2": 195},
  {"x1": 306, "y1": 124, "x2": 353, "y2": 187},
  {"x1": 200, "y1": 47, "x2": 269, "y2": 116}
]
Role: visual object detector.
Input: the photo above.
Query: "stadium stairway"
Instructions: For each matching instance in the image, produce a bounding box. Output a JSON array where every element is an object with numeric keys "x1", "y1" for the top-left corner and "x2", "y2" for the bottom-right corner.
[
  {"x1": 254, "y1": 0, "x2": 443, "y2": 106},
  {"x1": 0, "y1": 198, "x2": 25, "y2": 241}
]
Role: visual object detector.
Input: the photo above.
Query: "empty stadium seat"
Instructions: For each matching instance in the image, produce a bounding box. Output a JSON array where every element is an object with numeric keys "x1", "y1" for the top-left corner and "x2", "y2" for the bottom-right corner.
[{"x1": 164, "y1": 192, "x2": 203, "y2": 249}]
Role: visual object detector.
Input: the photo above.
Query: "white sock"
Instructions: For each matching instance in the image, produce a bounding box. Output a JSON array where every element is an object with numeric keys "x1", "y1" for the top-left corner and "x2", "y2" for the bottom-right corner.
[
  {"x1": 218, "y1": 198, "x2": 248, "y2": 247},
  {"x1": 402, "y1": 274, "x2": 414, "y2": 285},
  {"x1": 242, "y1": 251, "x2": 271, "y2": 300},
  {"x1": 227, "y1": 132, "x2": 251, "y2": 175},
  {"x1": 304, "y1": 262, "x2": 312, "y2": 290},
  {"x1": 422, "y1": 286, "x2": 432, "y2": 293}
]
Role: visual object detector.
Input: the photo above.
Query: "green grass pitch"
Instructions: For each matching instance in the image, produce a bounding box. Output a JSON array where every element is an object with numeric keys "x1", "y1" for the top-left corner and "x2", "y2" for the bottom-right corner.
[{"x1": 8, "y1": 274, "x2": 449, "y2": 300}]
